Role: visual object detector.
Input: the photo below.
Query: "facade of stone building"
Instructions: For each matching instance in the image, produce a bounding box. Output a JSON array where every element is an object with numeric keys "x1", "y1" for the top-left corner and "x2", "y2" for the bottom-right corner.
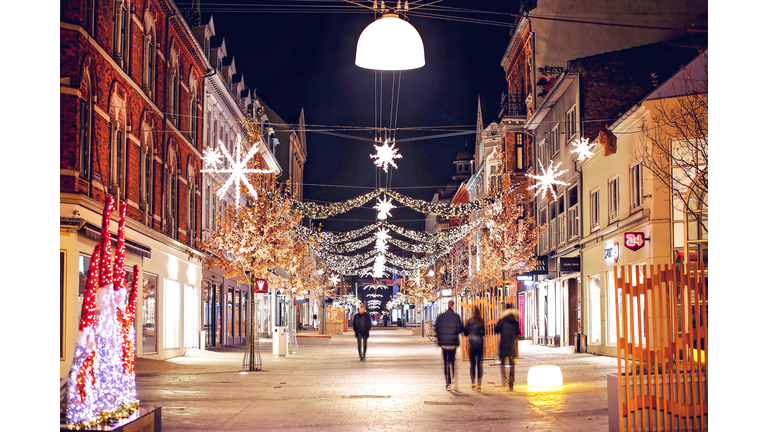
[{"x1": 60, "y1": 0, "x2": 210, "y2": 377}]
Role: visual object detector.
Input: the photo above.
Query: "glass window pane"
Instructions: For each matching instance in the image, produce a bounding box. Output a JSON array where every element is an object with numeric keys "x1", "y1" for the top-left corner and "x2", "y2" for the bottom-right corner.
[
  {"x1": 142, "y1": 273, "x2": 158, "y2": 354},
  {"x1": 164, "y1": 278, "x2": 181, "y2": 350},
  {"x1": 589, "y1": 276, "x2": 601, "y2": 343}
]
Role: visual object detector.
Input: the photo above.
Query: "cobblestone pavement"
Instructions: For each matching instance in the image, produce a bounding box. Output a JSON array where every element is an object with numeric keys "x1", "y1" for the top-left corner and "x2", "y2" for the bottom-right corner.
[{"x1": 135, "y1": 329, "x2": 616, "y2": 431}]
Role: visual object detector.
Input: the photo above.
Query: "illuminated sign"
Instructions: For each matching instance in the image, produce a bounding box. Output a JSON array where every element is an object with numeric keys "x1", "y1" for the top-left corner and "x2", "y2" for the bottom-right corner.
[
  {"x1": 624, "y1": 232, "x2": 646, "y2": 251},
  {"x1": 254, "y1": 278, "x2": 269, "y2": 293},
  {"x1": 605, "y1": 242, "x2": 620, "y2": 263}
]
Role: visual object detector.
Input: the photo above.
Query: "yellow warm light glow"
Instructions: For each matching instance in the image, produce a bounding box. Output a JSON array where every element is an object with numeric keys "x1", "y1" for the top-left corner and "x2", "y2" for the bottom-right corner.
[
  {"x1": 527, "y1": 365, "x2": 564, "y2": 388},
  {"x1": 355, "y1": 14, "x2": 425, "y2": 71}
]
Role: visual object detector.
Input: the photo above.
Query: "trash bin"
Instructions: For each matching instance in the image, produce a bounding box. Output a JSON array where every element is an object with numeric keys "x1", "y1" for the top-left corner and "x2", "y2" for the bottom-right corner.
[{"x1": 273, "y1": 326, "x2": 287, "y2": 356}]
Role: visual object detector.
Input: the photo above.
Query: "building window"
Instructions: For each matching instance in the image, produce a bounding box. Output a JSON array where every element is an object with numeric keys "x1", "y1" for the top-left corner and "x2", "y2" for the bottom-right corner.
[
  {"x1": 548, "y1": 200, "x2": 557, "y2": 251},
  {"x1": 566, "y1": 105, "x2": 577, "y2": 142},
  {"x1": 537, "y1": 138, "x2": 547, "y2": 167},
  {"x1": 608, "y1": 176, "x2": 619, "y2": 222},
  {"x1": 550, "y1": 124, "x2": 560, "y2": 157},
  {"x1": 116, "y1": 129, "x2": 126, "y2": 198},
  {"x1": 143, "y1": 142, "x2": 153, "y2": 212},
  {"x1": 142, "y1": 272, "x2": 158, "y2": 354},
  {"x1": 557, "y1": 194, "x2": 566, "y2": 246},
  {"x1": 143, "y1": 30, "x2": 156, "y2": 99},
  {"x1": 589, "y1": 275, "x2": 602, "y2": 344},
  {"x1": 590, "y1": 188, "x2": 600, "y2": 231},
  {"x1": 164, "y1": 278, "x2": 181, "y2": 350},
  {"x1": 79, "y1": 97, "x2": 91, "y2": 179},
  {"x1": 515, "y1": 133, "x2": 524, "y2": 171},
  {"x1": 567, "y1": 186, "x2": 579, "y2": 239},
  {"x1": 205, "y1": 183, "x2": 210, "y2": 230},
  {"x1": 630, "y1": 164, "x2": 643, "y2": 210},
  {"x1": 113, "y1": 1, "x2": 129, "y2": 70},
  {"x1": 188, "y1": 92, "x2": 197, "y2": 145},
  {"x1": 538, "y1": 207, "x2": 548, "y2": 253}
]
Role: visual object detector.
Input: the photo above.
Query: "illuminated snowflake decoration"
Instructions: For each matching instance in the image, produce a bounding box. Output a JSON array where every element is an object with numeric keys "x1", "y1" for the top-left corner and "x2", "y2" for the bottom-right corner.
[
  {"x1": 316, "y1": 269, "x2": 324, "y2": 276},
  {"x1": 570, "y1": 137, "x2": 596, "y2": 162},
  {"x1": 367, "y1": 293, "x2": 383, "y2": 298},
  {"x1": 374, "y1": 196, "x2": 396, "y2": 220},
  {"x1": 372, "y1": 254, "x2": 387, "y2": 278},
  {"x1": 370, "y1": 139, "x2": 402, "y2": 173},
  {"x1": 526, "y1": 159, "x2": 570, "y2": 200},
  {"x1": 428, "y1": 270, "x2": 435, "y2": 278},
  {"x1": 201, "y1": 136, "x2": 275, "y2": 207},
  {"x1": 412, "y1": 274, "x2": 422, "y2": 287},
  {"x1": 374, "y1": 228, "x2": 391, "y2": 254},
  {"x1": 328, "y1": 274, "x2": 340, "y2": 287}
]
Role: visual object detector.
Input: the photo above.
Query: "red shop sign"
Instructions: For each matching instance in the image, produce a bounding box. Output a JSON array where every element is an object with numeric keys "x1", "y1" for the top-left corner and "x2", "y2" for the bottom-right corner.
[
  {"x1": 254, "y1": 278, "x2": 269, "y2": 293},
  {"x1": 624, "y1": 232, "x2": 646, "y2": 251}
]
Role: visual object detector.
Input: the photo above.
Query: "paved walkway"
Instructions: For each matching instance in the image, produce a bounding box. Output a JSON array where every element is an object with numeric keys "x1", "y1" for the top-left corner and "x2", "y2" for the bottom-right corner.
[{"x1": 135, "y1": 329, "x2": 616, "y2": 431}]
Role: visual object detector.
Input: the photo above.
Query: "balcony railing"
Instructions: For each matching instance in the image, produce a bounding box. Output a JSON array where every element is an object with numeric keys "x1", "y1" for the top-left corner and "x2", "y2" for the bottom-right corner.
[{"x1": 500, "y1": 93, "x2": 526, "y2": 117}]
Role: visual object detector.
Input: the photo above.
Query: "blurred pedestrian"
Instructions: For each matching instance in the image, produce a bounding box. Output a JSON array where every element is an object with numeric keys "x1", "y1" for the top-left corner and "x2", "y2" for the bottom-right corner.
[
  {"x1": 463, "y1": 306, "x2": 485, "y2": 391},
  {"x1": 435, "y1": 300, "x2": 464, "y2": 390},
  {"x1": 352, "y1": 306, "x2": 372, "y2": 361},
  {"x1": 494, "y1": 303, "x2": 520, "y2": 391}
]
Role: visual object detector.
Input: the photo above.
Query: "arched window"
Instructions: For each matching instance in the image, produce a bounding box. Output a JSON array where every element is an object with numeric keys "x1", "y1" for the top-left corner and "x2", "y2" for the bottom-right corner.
[
  {"x1": 113, "y1": 1, "x2": 130, "y2": 70},
  {"x1": 188, "y1": 81, "x2": 197, "y2": 145},
  {"x1": 166, "y1": 147, "x2": 178, "y2": 235},
  {"x1": 78, "y1": 77, "x2": 92, "y2": 180},
  {"x1": 143, "y1": 14, "x2": 156, "y2": 100},
  {"x1": 141, "y1": 126, "x2": 154, "y2": 214},
  {"x1": 187, "y1": 158, "x2": 196, "y2": 242},
  {"x1": 168, "y1": 50, "x2": 179, "y2": 124},
  {"x1": 116, "y1": 128, "x2": 125, "y2": 197}
]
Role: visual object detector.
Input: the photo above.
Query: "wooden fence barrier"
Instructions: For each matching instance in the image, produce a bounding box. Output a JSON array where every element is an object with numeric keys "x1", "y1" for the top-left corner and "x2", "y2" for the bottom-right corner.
[
  {"x1": 460, "y1": 295, "x2": 514, "y2": 360},
  {"x1": 325, "y1": 308, "x2": 345, "y2": 335},
  {"x1": 614, "y1": 263, "x2": 707, "y2": 432}
]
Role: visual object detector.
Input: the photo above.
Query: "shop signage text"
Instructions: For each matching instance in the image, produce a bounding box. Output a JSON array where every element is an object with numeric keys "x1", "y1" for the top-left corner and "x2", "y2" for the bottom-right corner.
[
  {"x1": 624, "y1": 232, "x2": 646, "y2": 251},
  {"x1": 559, "y1": 257, "x2": 580, "y2": 273},
  {"x1": 605, "y1": 242, "x2": 620, "y2": 263}
]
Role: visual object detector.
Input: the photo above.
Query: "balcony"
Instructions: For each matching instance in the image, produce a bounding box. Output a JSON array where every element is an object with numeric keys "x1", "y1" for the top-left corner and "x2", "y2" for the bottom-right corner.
[{"x1": 499, "y1": 93, "x2": 526, "y2": 118}]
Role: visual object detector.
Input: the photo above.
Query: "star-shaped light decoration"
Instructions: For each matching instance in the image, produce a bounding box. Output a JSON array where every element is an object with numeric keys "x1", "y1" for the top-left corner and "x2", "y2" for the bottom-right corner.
[
  {"x1": 374, "y1": 196, "x2": 396, "y2": 220},
  {"x1": 412, "y1": 274, "x2": 422, "y2": 287},
  {"x1": 328, "y1": 274, "x2": 340, "y2": 287},
  {"x1": 374, "y1": 228, "x2": 391, "y2": 254},
  {"x1": 526, "y1": 159, "x2": 570, "y2": 200},
  {"x1": 316, "y1": 269, "x2": 324, "y2": 276},
  {"x1": 428, "y1": 270, "x2": 435, "y2": 278},
  {"x1": 201, "y1": 136, "x2": 275, "y2": 207},
  {"x1": 570, "y1": 137, "x2": 596, "y2": 162},
  {"x1": 372, "y1": 254, "x2": 387, "y2": 279},
  {"x1": 370, "y1": 139, "x2": 402, "y2": 173}
]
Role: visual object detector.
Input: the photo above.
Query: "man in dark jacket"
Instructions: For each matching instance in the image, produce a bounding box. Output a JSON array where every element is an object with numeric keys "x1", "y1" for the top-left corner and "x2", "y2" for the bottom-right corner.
[
  {"x1": 352, "y1": 306, "x2": 372, "y2": 361},
  {"x1": 494, "y1": 303, "x2": 521, "y2": 391},
  {"x1": 434, "y1": 300, "x2": 464, "y2": 390}
]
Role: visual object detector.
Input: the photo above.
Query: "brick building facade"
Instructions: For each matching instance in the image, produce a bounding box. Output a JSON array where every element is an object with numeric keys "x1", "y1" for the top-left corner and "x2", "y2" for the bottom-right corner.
[{"x1": 60, "y1": 0, "x2": 210, "y2": 377}]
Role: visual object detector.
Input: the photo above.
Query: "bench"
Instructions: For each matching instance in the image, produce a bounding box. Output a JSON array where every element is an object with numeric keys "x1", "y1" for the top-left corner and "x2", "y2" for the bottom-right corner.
[{"x1": 296, "y1": 334, "x2": 332, "y2": 346}]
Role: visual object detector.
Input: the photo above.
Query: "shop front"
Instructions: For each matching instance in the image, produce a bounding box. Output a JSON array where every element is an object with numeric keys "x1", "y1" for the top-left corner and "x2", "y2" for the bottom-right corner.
[{"x1": 532, "y1": 255, "x2": 580, "y2": 348}]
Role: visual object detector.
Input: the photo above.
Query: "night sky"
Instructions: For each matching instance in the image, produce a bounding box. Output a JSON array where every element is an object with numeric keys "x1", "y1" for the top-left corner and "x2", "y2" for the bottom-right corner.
[{"x1": 195, "y1": 1, "x2": 521, "y2": 235}]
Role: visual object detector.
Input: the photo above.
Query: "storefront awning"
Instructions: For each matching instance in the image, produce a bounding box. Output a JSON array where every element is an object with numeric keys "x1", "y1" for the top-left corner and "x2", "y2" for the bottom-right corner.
[{"x1": 79, "y1": 222, "x2": 151, "y2": 258}]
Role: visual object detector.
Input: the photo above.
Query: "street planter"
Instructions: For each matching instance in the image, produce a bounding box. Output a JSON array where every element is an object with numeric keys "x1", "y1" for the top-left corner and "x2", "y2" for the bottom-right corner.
[{"x1": 608, "y1": 370, "x2": 707, "y2": 432}]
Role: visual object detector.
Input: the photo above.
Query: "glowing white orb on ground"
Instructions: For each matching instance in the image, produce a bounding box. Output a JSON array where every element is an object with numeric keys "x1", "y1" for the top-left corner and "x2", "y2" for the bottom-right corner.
[{"x1": 527, "y1": 365, "x2": 563, "y2": 388}]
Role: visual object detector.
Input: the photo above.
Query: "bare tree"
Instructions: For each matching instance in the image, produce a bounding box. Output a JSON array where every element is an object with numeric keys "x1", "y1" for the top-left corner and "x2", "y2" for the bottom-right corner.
[{"x1": 636, "y1": 51, "x2": 708, "y2": 233}]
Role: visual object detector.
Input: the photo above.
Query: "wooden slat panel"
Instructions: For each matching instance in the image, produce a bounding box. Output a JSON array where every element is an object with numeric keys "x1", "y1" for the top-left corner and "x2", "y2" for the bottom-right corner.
[{"x1": 615, "y1": 264, "x2": 707, "y2": 432}]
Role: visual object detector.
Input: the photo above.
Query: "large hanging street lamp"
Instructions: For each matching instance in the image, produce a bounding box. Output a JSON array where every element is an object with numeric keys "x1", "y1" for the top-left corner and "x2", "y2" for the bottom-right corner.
[{"x1": 355, "y1": 14, "x2": 425, "y2": 70}]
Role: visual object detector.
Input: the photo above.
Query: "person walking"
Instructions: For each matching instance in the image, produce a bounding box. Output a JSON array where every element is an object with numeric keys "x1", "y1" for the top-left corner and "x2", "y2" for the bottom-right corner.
[
  {"x1": 434, "y1": 300, "x2": 464, "y2": 390},
  {"x1": 352, "y1": 306, "x2": 372, "y2": 361},
  {"x1": 463, "y1": 306, "x2": 486, "y2": 391},
  {"x1": 494, "y1": 303, "x2": 521, "y2": 391}
]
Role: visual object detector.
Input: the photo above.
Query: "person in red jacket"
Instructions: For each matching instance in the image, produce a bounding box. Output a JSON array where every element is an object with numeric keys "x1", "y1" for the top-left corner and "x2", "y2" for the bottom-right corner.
[{"x1": 494, "y1": 303, "x2": 521, "y2": 391}]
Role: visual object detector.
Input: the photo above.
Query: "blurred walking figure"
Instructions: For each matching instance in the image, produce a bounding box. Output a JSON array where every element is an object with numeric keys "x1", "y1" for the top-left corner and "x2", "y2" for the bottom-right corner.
[
  {"x1": 353, "y1": 306, "x2": 372, "y2": 361},
  {"x1": 494, "y1": 303, "x2": 520, "y2": 391},
  {"x1": 463, "y1": 306, "x2": 486, "y2": 391},
  {"x1": 435, "y1": 300, "x2": 464, "y2": 390}
]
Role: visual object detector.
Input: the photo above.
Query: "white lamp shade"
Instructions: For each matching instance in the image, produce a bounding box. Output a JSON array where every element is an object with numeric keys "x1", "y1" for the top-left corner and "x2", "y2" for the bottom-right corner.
[
  {"x1": 527, "y1": 365, "x2": 564, "y2": 387},
  {"x1": 355, "y1": 14, "x2": 425, "y2": 71}
]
